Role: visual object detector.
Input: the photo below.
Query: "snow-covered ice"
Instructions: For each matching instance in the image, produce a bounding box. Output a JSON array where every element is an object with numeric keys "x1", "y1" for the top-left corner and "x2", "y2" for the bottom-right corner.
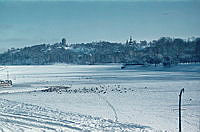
[{"x1": 0, "y1": 64, "x2": 200, "y2": 131}]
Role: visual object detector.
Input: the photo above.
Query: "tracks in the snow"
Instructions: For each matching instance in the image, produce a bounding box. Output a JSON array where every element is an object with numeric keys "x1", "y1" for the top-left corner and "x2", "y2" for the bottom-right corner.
[
  {"x1": 0, "y1": 113, "x2": 82, "y2": 131},
  {"x1": 0, "y1": 98, "x2": 153, "y2": 132}
]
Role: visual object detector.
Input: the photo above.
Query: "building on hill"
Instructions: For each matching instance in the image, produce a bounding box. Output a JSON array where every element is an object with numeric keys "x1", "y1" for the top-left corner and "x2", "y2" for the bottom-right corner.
[
  {"x1": 126, "y1": 36, "x2": 136, "y2": 46},
  {"x1": 61, "y1": 38, "x2": 66, "y2": 45}
]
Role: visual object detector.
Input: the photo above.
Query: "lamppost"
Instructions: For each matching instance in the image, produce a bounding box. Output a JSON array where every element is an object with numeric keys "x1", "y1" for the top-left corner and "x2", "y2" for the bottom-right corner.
[{"x1": 179, "y1": 88, "x2": 184, "y2": 132}]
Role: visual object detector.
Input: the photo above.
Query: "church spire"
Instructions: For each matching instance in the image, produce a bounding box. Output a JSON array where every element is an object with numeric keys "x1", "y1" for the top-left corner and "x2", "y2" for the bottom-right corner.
[{"x1": 129, "y1": 36, "x2": 133, "y2": 45}]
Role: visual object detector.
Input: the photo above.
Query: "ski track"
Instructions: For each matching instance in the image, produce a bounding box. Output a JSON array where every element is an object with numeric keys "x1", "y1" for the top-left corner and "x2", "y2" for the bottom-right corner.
[
  {"x1": 0, "y1": 98, "x2": 153, "y2": 132},
  {"x1": 97, "y1": 94, "x2": 118, "y2": 123}
]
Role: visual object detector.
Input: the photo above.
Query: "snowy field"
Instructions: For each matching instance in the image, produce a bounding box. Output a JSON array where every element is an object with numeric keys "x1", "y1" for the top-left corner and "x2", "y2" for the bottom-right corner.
[{"x1": 0, "y1": 64, "x2": 200, "y2": 132}]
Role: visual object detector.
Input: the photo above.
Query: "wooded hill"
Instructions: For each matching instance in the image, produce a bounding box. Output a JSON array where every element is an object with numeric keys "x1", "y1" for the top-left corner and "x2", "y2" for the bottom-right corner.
[{"x1": 0, "y1": 37, "x2": 200, "y2": 66}]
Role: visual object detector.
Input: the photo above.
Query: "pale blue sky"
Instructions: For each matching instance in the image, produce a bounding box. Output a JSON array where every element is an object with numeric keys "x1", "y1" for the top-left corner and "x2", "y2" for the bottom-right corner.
[{"x1": 0, "y1": 0, "x2": 200, "y2": 52}]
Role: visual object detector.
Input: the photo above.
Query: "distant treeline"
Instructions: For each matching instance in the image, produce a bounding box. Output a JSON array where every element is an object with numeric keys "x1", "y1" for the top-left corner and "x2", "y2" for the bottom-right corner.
[{"x1": 0, "y1": 37, "x2": 200, "y2": 66}]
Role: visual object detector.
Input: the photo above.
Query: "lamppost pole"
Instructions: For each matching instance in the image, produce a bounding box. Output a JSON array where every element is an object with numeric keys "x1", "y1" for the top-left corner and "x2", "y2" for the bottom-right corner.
[{"x1": 179, "y1": 88, "x2": 184, "y2": 132}]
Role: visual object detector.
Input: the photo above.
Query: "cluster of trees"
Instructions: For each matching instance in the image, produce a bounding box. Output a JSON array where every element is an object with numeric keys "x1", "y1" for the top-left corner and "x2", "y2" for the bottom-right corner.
[
  {"x1": 0, "y1": 37, "x2": 199, "y2": 66},
  {"x1": 144, "y1": 37, "x2": 200, "y2": 66}
]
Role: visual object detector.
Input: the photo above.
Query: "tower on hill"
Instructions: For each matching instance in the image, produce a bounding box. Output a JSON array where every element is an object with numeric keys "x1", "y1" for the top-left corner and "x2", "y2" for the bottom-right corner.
[
  {"x1": 61, "y1": 38, "x2": 66, "y2": 45},
  {"x1": 126, "y1": 36, "x2": 135, "y2": 45}
]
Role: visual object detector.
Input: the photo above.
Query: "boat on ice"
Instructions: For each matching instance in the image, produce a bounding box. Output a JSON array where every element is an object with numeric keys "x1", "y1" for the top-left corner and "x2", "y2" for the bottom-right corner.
[
  {"x1": 121, "y1": 63, "x2": 145, "y2": 69},
  {"x1": 0, "y1": 70, "x2": 13, "y2": 87},
  {"x1": 0, "y1": 80, "x2": 12, "y2": 87}
]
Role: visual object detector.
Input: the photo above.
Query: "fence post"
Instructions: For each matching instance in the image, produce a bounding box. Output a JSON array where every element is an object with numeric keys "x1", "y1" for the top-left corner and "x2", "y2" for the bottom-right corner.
[{"x1": 179, "y1": 88, "x2": 184, "y2": 132}]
